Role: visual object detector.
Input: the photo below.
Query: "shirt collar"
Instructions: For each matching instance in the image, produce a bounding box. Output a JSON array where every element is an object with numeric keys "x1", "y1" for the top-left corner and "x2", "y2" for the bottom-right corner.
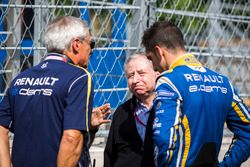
[
  {"x1": 45, "y1": 52, "x2": 73, "y2": 64},
  {"x1": 136, "y1": 98, "x2": 153, "y2": 112},
  {"x1": 169, "y1": 53, "x2": 202, "y2": 70}
]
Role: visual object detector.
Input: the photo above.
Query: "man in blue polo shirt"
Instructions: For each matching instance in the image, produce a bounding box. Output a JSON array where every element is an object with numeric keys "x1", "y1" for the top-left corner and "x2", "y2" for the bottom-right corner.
[{"x1": 0, "y1": 16, "x2": 110, "y2": 167}]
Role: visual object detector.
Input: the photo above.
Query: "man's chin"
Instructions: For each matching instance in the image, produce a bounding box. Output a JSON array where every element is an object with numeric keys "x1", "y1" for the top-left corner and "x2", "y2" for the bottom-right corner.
[{"x1": 134, "y1": 91, "x2": 146, "y2": 96}]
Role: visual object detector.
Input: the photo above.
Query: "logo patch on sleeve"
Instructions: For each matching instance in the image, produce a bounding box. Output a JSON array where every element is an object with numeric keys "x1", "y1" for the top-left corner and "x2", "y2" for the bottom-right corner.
[{"x1": 156, "y1": 101, "x2": 162, "y2": 109}]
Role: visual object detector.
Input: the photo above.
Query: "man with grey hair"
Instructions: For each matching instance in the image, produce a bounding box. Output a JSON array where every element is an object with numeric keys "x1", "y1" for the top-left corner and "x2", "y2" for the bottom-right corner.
[
  {"x1": 104, "y1": 53, "x2": 158, "y2": 167},
  {"x1": 0, "y1": 16, "x2": 110, "y2": 167}
]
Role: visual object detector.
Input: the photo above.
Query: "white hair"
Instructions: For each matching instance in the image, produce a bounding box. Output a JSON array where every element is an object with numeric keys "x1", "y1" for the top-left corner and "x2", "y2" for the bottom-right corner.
[
  {"x1": 124, "y1": 52, "x2": 154, "y2": 74},
  {"x1": 44, "y1": 16, "x2": 89, "y2": 53}
]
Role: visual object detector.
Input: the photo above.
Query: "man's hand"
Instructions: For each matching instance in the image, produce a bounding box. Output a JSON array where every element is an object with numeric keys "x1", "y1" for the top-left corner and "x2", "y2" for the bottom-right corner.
[{"x1": 90, "y1": 103, "x2": 111, "y2": 131}]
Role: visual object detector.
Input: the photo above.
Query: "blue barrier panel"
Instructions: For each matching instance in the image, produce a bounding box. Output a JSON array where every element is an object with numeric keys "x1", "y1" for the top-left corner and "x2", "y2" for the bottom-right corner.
[
  {"x1": 0, "y1": 0, "x2": 8, "y2": 94},
  {"x1": 21, "y1": 39, "x2": 33, "y2": 55},
  {"x1": 80, "y1": 0, "x2": 127, "y2": 109},
  {"x1": 103, "y1": 0, "x2": 127, "y2": 109},
  {"x1": 79, "y1": 1, "x2": 91, "y2": 26}
]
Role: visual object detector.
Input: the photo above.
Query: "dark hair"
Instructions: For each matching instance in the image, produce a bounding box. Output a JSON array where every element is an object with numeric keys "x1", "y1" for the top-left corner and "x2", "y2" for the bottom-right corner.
[{"x1": 142, "y1": 21, "x2": 185, "y2": 52}]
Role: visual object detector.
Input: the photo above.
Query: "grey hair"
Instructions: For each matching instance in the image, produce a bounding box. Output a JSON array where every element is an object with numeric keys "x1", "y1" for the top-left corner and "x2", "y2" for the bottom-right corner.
[
  {"x1": 124, "y1": 52, "x2": 154, "y2": 74},
  {"x1": 44, "y1": 16, "x2": 89, "y2": 53}
]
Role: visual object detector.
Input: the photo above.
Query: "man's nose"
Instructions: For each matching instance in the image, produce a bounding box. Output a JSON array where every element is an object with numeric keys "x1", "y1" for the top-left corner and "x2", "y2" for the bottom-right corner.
[{"x1": 132, "y1": 73, "x2": 140, "y2": 83}]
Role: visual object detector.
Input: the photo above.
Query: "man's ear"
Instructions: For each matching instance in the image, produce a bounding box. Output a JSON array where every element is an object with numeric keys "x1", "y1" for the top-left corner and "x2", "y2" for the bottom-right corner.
[
  {"x1": 154, "y1": 45, "x2": 164, "y2": 59},
  {"x1": 155, "y1": 71, "x2": 160, "y2": 77},
  {"x1": 71, "y1": 39, "x2": 80, "y2": 54}
]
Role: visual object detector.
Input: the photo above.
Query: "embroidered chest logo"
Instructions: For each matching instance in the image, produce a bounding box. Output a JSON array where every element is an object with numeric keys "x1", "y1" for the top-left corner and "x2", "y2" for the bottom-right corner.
[{"x1": 41, "y1": 62, "x2": 48, "y2": 69}]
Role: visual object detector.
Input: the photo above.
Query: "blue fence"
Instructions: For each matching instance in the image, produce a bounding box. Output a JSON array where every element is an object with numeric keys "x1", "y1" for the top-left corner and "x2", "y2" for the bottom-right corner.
[
  {"x1": 80, "y1": 0, "x2": 127, "y2": 109},
  {"x1": 0, "y1": 0, "x2": 128, "y2": 109},
  {"x1": 0, "y1": 0, "x2": 8, "y2": 95}
]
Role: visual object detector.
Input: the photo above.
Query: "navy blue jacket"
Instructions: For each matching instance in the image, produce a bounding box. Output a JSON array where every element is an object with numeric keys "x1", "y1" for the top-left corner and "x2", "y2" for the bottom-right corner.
[{"x1": 104, "y1": 96, "x2": 155, "y2": 167}]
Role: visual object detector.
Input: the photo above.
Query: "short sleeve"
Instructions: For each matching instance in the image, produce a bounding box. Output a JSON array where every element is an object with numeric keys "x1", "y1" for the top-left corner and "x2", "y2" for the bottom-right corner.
[{"x1": 63, "y1": 74, "x2": 93, "y2": 132}]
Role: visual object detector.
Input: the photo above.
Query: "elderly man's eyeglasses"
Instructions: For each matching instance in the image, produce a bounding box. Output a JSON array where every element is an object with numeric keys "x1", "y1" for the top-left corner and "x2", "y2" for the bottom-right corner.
[
  {"x1": 90, "y1": 39, "x2": 95, "y2": 49},
  {"x1": 77, "y1": 38, "x2": 95, "y2": 50},
  {"x1": 83, "y1": 39, "x2": 95, "y2": 50}
]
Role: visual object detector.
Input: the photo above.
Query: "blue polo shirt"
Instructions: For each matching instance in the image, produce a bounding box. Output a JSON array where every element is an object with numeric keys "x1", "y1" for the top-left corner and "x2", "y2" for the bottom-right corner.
[
  {"x1": 134, "y1": 99, "x2": 152, "y2": 141},
  {"x1": 0, "y1": 55, "x2": 93, "y2": 167}
]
